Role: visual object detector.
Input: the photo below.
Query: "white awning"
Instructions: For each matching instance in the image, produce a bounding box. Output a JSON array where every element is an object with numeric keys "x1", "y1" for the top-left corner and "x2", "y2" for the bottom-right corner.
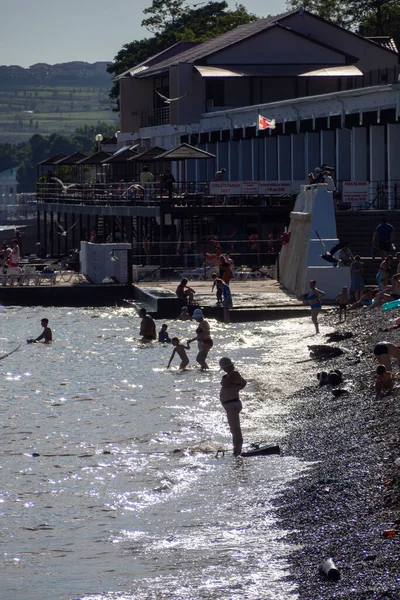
[
  {"x1": 194, "y1": 65, "x2": 244, "y2": 77},
  {"x1": 299, "y1": 65, "x2": 363, "y2": 77}
]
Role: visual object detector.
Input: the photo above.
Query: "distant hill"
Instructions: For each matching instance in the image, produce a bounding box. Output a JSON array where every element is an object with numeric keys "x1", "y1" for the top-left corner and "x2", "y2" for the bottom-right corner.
[{"x1": 0, "y1": 61, "x2": 118, "y2": 144}]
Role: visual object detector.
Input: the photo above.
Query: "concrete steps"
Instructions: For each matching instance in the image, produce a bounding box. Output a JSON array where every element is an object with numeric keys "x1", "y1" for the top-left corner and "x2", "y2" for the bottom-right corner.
[{"x1": 336, "y1": 210, "x2": 400, "y2": 285}]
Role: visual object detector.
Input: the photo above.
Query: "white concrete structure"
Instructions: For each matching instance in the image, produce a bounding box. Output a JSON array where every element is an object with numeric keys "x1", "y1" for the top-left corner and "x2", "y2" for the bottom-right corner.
[
  {"x1": 80, "y1": 242, "x2": 130, "y2": 284},
  {"x1": 279, "y1": 185, "x2": 350, "y2": 299}
]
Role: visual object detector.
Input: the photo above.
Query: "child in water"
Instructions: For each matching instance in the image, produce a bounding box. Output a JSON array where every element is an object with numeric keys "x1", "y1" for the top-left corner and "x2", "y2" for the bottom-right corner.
[
  {"x1": 158, "y1": 323, "x2": 171, "y2": 343},
  {"x1": 27, "y1": 318, "x2": 52, "y2": 343},
  {"x1": 375, "y1": 365, "x2": 394, "y2": 396},
  {"x1": 167, "y1": 337, "x2": 190, "y2": 370},
  {"x1": 336, "y1": 286, "x2": 349, "y2": 322},
  {"x1": 176, "y1": 306, "x2": 192, "y2": 321}
]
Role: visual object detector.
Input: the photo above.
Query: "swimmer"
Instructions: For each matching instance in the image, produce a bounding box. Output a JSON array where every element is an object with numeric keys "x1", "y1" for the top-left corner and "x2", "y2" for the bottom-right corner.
[
  {"x1": 27, "y1": 318, "x2": 52, "y2": 344},
  {"x1": 176, "y1": 306, "x2": 192, "y2": 321},
  {"x1": 139, "y1": 308, "x2": 156, "y2": 341},
  {"x1": 307, "y1": 280, "x2": 325, "y2": 334},
  {"x1": 335, "y1": 286, "x2": 349, "y2": 322},
  {"x1": 167, "y1": 337, "x2": 190, "y2": 370},
  {"x1": 375, "y1": 365, "x2": 394, "y2": 396},
  {"x1": 373, "y1": 341, "x2": 400, "y2": 371},
  {"x1": 158, "y1": 323, "x2": 171, "y2": 343}
]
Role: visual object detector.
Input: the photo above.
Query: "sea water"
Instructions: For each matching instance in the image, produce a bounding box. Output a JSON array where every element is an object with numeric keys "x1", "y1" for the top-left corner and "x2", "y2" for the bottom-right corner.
[{"x1": 0, "y1": 306, "x2": 313, "y2": 600}]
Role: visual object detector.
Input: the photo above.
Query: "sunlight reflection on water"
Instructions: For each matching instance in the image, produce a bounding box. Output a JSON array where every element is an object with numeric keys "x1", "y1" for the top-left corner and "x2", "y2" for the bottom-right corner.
[{"x1": 0, "y1": 306, "x2": 315, "y2": 600}]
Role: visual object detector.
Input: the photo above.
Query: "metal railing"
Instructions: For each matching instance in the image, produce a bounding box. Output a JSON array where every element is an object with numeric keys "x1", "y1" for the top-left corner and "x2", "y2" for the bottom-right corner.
[{"x1": 34, "y1": 181, "x2": 295, "y2": 208}]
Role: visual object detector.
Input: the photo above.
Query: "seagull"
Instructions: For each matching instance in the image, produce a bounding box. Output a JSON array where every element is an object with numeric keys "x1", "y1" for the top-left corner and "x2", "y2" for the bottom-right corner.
[
  {"x1": 55, "y1": 219, "x2": 79, "y2": 237},
  {"x1": 156, "y1": 90, "x2": 190, "y2": 104},
  {"x1": 51, "y1": 177, "x2": 81, "y2": 194}
]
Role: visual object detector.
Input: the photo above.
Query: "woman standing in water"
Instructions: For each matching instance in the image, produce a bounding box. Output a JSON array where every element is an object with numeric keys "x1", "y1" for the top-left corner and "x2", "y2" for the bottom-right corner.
[{"x1": 307, "y1": 280, "x2": 325, "y2": 334}]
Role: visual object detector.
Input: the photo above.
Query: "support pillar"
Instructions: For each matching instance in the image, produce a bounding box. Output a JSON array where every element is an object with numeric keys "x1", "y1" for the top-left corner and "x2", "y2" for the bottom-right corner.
[
  {"x1": 320, "y1": 130, "x2": 335, "y2": 170},
  {"x1": 305, "y1": 132, "x2": 320, "y2": 175},
  {"x1": 291, "y1": 133, "x2": 305, "y2": 181},
  {"x1": 277, "y1": 135, "x2": 291, "y2": 180},
  {"x1": 351, "y1": 127, "x2": 367, "y2": 181},
  {"x1": 336, "y1": 129, "x2": 351, "y2": 182},
  {"x1": 388, "y1": 124, "x2": 400, "y2": 209}
]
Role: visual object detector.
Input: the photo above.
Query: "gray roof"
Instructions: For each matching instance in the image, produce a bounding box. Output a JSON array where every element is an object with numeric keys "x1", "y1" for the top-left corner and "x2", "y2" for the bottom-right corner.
[
  {"x1": 136, "y1": 10, "x2": 297, "y2": 77},
  {"x1": 116, "y1": 42, "x2": 201, "y2": 80}
]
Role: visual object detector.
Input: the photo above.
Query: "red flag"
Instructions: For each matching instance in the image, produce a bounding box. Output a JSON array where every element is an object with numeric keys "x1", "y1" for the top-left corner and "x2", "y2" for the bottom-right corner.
[{"x1": 257, "y1": 114, "x2": 276, "y2": 130}]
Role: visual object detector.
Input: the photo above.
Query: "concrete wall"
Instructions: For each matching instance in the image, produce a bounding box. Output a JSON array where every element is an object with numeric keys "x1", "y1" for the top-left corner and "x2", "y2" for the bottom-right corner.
[
  {"x1": 120, "y1": 78, "x2": 154, "y2": 132},
  {"x1": 279, "y1": 186, "x2": 350, "y2": 299}
]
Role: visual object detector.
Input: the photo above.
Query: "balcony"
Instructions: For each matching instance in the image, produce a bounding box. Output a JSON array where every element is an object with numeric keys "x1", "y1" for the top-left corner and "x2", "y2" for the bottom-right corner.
[{"x1": 140, "y1": 107, "x2": 170, "y2": 128}]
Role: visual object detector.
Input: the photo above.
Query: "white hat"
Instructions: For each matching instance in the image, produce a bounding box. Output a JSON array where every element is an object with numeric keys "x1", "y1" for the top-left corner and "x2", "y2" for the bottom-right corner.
[{"x1": 193, "y1": 308, "x2": 204, "y2": 319}]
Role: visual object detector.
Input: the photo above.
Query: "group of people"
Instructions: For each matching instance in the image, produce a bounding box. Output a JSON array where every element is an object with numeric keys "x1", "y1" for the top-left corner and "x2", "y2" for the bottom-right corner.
[{"x1": 138, "y1": 305, "x2": 246, "y2": 456}]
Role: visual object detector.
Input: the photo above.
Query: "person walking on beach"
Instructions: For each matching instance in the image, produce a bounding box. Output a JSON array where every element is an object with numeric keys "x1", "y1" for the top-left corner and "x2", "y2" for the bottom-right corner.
[
  {"x1": 27, "y1": 318, "x2": 52, "y2": 344},
  {"x1": 167, "y1": 337, "x2": 190, "y2": 370},
  {"x1": 373, "y1": 341, "x2": 400, "y2": 371},
  {"x1": 307, "y1": 280, "x2": 325, "y2": 334},
  {"x1": 375, "y1": 365, "x2": 394, "y2": 397},
  {"x1": 336, "y1": 286, "x2": 349, "y2": 322},
  {"x1": 219, "y1": 357, "x2": 247, "y2": 457},
  {"x1": 187, "y1": 308, "x2": 213, "y2": 370},
  {"x1": 350, "y1": 255, "x2": 365, "y2": 301},
  {"x1": 139, "y1": 308, "x2": 156, "y2": 342},
  {"x1": 372, "y1": 217, "x2": 395, "y2": 259},
  {"x1": 211, "y1": 272, "x2": 223, "y2": 305}
]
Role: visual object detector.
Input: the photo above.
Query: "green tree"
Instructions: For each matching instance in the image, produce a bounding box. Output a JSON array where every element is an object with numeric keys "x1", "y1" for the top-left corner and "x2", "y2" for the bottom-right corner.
[
  {"x1": 107, "y1": 1, "x2": 257, "y2": 110},
  {"x1": 287, "y1": 0, "x2": 400, "y2": 34}
]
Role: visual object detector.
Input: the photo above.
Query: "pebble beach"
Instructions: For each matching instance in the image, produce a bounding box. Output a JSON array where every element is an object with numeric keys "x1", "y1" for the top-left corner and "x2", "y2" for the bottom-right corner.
[{"x1": 275, "y1": 306, "x2": 400, "y2": 599}]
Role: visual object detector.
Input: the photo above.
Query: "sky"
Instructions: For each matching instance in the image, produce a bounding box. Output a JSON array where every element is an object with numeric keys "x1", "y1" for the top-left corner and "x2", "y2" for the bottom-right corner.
[{"x1": 0, "y1": 0, "x2": 288, "y2": 67}]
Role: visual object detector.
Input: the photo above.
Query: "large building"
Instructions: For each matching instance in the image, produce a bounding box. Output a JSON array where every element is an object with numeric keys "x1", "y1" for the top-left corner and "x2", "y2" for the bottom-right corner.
[{"x1": 117, "y1": 8, "x2": 400, "y2": 204}]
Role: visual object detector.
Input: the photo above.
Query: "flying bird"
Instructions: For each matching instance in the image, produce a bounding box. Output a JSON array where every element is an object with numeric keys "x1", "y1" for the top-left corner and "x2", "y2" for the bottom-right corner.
[
  {"x1": 51, "y1": 177, "x2": 81, "y2": 194},
  {"x1": 156, "y1": 90, "x2": 190, "y2": 104},
  {"x1": 55, "y1": 219, "x2": 79, "y2": 237}
]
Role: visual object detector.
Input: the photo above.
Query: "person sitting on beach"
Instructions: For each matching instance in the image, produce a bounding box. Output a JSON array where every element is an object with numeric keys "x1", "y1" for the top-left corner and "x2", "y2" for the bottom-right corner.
[
  {"x1": 373, "y1": 341, "x2": 400, "y2": 371},
  {"x1": 176, "y1": 278, "x2": 195, "y2": 305},
  {"x1": 167, "y1": 337, "x2": 190, "y2": 370},
  {"x1": 158, "y1": 323, "x2": 171, "y2": 343},
  {"x1": 139, "y1": 308, "x2": 156, "y2": 342},
  {"x1": 211, "y1": 272, "x2": 223, "y2": 305},
  {"x1": 375, "y1": 365, "x2": 394, "y2": 396},
  {"x1": 219, "y1": 357, "x2": 247, "y2": 457},
  {"x1": 35, "y1": 242, "x2": 46, "y2": 260},
  {"x1": 176, "y1": 306, "x2": 192, "y2": 321},
  {"x1": 336, "y1": 286, "x2": 349, "y2": 322},
  {"x1": 27, "y1": 318, "x2": 52, "y2": 344},
  {"x1": 348, "y1": 288, "x2": 375, "y2": 310}
]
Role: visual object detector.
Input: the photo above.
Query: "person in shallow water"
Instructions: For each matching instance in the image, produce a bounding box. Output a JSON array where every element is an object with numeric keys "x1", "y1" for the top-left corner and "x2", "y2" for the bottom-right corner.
[
  {"x1": 139, "y1": 308, "x2": 156, "y2": 341},
  {"x1": 27, "y1": 318, "x2": 52, "y2": 343},
  {"x1": 167, "y1": 337, "x2": 190, "y2": 370},
  {"x1": 307, "y1": 280, "x2": 325, "y2": 334},
  {"x1": 219, "y1": 357, "x2": 247, "y2": 457},
  {"x1": 187, "y1": 308, "x2": 213, "y2": 370}
]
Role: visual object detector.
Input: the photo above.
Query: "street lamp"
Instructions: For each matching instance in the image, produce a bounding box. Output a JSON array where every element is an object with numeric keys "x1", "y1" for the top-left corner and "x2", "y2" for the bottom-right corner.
[{"x1": 95, "y1": 133, "x2": 103, "y2": 152}]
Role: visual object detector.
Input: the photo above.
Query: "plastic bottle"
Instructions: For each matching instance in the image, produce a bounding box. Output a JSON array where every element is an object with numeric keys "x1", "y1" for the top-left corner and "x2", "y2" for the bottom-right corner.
[{"x1": 382, "y1": 299, "x2": 400, "y2": 311}]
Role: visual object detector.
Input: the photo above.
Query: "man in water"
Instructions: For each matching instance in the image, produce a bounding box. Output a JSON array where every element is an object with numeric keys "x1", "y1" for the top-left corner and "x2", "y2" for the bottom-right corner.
[
  {"x1": 28, "y1": 318, "x2": 52, "y2": 343},
  {"x1": 139, "y1": 308, "x2": 156, "y2": 341},
  {"x1": 219, "y1": 357, "x2": 247, "y2": 457}
]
